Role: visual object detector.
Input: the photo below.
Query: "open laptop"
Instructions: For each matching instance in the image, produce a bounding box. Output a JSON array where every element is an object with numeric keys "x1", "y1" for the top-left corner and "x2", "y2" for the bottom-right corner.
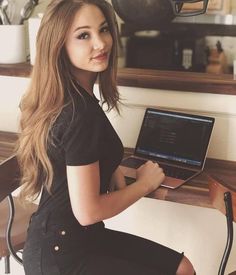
[{"x1": 120, "y1": 108, "x2": 215, "y2": 189}]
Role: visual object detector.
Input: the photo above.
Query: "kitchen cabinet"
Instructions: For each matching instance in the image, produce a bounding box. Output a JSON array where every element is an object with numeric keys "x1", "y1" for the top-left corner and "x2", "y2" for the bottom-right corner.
[{"x1": 117, "y1": 12, "x2": 236, "y2": 86}]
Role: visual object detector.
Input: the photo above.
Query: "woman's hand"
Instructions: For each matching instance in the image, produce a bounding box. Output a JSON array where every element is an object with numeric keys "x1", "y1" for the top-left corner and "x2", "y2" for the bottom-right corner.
[{"x1": 136, "y1": 161, "x2": 165, "y2": 193}]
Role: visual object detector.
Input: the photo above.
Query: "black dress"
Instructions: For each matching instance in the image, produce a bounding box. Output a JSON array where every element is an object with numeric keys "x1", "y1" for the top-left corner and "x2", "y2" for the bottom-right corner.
[{"x1": 23, "y1": 83, "x2": 183, "y2": 275}]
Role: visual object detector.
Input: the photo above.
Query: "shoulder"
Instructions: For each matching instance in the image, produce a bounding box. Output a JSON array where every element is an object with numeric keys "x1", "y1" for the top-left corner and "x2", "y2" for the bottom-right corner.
[
  {"x1": 59, "y1": 83, "x2": 100, "y2": 120},
  {"x1": 51, "y1": 86, "x2": 103, "y2": 143}
]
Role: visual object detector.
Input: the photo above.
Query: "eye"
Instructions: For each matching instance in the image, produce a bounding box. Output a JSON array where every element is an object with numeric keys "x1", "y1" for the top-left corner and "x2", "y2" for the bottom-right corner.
[
  {"x1": 100, "y1": 26, "x2": 110, "y2": 33},
  {"x1": 77, "y1": 32, "x2": 89, "y2": 40}
]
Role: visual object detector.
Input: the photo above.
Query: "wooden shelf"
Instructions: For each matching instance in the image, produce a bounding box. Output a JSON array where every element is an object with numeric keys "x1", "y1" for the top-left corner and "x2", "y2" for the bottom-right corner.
[
  {"x1": 118, "y1": 68, "x2": 236, "y2": 95},
  {"x1": 1, "y1": 63, "x2": 236, "y2": 95},
  {"x1": 0, "y1": 63, "x2": 32, "y2": 78},
  {"x1": 121, "y1": 22, "x2": 236, "y2": 37}
]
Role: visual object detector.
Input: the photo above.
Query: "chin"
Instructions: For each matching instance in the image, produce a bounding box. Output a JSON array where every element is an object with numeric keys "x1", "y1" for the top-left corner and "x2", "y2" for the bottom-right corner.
[{"x1": 92, "y1": 64, "x2": 109, "y2": 72}]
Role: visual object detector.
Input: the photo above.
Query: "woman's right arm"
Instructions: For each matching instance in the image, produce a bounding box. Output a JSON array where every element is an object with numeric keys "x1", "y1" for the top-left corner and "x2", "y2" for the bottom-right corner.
[{"x1": 67, "y1": 160, "x2": 165, "y2": 226}]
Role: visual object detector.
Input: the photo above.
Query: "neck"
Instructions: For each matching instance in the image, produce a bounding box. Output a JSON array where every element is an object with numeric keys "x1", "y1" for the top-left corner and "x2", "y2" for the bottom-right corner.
[{"x1": 72, "y1": 68, "x2": 98, "y2": 96}]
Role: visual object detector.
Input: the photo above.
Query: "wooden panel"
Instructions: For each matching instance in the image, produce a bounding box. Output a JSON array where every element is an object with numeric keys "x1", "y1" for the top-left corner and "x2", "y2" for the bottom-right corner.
[
  {"x1": 1, "y1": 63, "x2": 236, "y2": 95},
  {"x1": 117, "y1": 68, "x2": 236, "y2": 95},
  {"x1": 0, "y1": 131, "x2": 18, "y2": 162},
  {"x1": 149, "y1": 172, "x2": 212, "y2": 208},
  {"x1": 0, "y1": 63, "x2": 32, "y2": 78},
  {"x1": 0, "y1": 156, "x2": 20, "y2": 202}
]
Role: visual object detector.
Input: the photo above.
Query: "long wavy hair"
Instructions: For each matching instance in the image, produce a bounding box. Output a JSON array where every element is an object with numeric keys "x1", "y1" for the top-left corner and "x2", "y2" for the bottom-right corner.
[{"x1": 17, "y1": 0, "x2": 120, "y2": 201}]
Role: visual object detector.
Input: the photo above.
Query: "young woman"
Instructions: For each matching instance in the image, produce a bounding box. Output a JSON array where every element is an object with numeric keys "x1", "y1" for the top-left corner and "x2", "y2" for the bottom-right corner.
[{"x1": 17, "y1": 0, "x2": 195, "y2": 274}]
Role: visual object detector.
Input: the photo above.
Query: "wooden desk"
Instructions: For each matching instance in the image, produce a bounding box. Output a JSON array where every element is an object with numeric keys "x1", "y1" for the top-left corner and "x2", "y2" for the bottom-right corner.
[
  {"x1": 123, "y1": 148, "x2": 236, "y2": 209},
  {"x1": 0, "y1": 131, "x2": 18, "y2": 163},
  {"x1": 1, "y1": 131, "x2": 236, "y2": 209}
]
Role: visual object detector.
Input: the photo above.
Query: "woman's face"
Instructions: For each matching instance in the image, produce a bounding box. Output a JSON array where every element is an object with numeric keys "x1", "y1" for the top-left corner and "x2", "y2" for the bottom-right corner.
[{"x1": 65, "y1": 4, "x2": 113, "y2": 74}]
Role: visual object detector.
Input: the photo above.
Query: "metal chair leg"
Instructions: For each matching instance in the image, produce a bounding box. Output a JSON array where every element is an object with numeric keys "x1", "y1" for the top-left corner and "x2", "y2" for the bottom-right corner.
[
  {"x1": 218, "y1": 192, "x2": 234, "y2": 275},
  {"x1": 6, "y1": 195, "x2": 23, "y2": 265},
  {"x1": 4, "y1": 255, "x2": 10, "y2": 274}
]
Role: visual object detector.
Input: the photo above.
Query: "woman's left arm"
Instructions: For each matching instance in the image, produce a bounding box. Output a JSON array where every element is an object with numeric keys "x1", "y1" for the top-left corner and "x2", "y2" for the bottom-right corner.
[{"x1": 109, "y1": 167, "x2": 127, "y2": 191}]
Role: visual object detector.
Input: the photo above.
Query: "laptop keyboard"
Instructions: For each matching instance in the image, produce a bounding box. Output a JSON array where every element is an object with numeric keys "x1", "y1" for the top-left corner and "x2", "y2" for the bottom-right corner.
[
  {"x1": 122, "y1": 157, "x2": 146, "y2": 168},
  {"x1": 121, "y1": 157, "x2": 196, "y2": 180}
]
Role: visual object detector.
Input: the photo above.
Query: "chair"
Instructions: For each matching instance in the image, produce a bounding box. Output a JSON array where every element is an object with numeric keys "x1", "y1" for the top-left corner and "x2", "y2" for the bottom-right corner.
[
  {"x1": 208, "y1": 175, "x2": 236, "y2": 275},
  {"x1": 0, "y1": 155, "x2": 37, "y2": 274}
]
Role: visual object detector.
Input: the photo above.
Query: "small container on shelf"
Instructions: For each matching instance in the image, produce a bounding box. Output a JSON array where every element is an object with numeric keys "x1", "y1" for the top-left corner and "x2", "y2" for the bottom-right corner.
[{"x1": 0, "y1": 25, "x2": 26, "y2": 64}]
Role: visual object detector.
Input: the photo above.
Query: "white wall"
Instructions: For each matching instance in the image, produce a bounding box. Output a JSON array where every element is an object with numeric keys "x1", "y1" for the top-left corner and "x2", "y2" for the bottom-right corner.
[
  {"x1": 0, "y1": 76, "x2": 28, "y2": 132},
  {"x1": 2, "y1": 76, "x2": 236, "y2": 162},
  {"x1": 1, "y1": 76, "x2": 236, "y2": 274},
  {"x1": 106, "y1": 85, "x2": 236, "y2": 162}
]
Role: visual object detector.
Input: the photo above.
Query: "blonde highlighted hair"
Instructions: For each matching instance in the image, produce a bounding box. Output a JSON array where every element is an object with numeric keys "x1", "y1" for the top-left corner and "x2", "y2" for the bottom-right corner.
[{"x1": 17, "y1": 0, "x2": 120, "y2": 201}]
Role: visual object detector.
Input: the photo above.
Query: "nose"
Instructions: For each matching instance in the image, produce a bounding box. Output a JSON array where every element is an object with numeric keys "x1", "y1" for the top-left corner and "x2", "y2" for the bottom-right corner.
[{"x1": 93, "y1": 34, "x2": 105, "y2": 50}]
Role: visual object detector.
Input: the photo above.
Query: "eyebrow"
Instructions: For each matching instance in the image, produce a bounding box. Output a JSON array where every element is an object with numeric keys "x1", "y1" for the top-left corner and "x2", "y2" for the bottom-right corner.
[{"x1": 74, "y1": 20, "x2": 108, "y2": 32}]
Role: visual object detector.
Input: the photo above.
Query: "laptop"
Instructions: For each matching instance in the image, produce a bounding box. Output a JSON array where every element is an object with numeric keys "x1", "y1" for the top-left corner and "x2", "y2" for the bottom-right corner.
[{"x1": 120, "y1": 108, "x2": 215, "y2": 189}]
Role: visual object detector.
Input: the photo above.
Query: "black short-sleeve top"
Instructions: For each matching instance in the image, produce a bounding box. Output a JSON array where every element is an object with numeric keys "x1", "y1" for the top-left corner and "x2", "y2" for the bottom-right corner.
[{"x1": 37, "y1": 83, "x2": 124, "y2": 218}]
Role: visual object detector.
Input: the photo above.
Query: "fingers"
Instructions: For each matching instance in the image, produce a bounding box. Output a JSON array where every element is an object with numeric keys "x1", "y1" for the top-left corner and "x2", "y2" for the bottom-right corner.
[
  {"x1": 144, "y1": 160, "x2": 161, "y2": 169},
  {"x1": 150, "y1": 161, "x2": 165, "y2": 177},
  {"x1": 136, "y1": 160, "x2": 165, "y2": 192},
  {"x1": 139, "y1": 160, "x2": 165, "y2": 175},
  {"x1": 140, "y1": 160, "x2": 157, "y2": 166}
]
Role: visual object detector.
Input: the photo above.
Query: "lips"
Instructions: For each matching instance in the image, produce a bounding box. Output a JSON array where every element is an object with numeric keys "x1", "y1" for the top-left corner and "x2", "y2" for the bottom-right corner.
[{"x1": 92, "y1": 52, "x2": 108, "y2": 61}]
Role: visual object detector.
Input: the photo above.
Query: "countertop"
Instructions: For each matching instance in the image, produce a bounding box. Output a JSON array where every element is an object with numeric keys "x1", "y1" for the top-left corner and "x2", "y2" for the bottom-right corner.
[{"x1": 1, "y1": 131, "x2": 236, "y2": 209}]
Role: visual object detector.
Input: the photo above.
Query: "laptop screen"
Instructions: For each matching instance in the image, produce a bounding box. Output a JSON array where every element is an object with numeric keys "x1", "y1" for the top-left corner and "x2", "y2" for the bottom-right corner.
[{"x1": 135, "y1": 108, "x2": 215, "y2": 169}]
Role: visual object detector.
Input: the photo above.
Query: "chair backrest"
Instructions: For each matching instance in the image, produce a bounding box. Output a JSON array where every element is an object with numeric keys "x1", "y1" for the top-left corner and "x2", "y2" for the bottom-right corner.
[
  {"x1": 0, "y1": 155, "x2": 23, "y2": 265},
  {"x1": 0, "y1": 155, "x2": 20, "y2": 203},
  {"x1": 208, "y1": 175, "x2": 236, "y2": 275},
  {"x1": 208, "y1": 175, "x2": 236, "y2": 222}
]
